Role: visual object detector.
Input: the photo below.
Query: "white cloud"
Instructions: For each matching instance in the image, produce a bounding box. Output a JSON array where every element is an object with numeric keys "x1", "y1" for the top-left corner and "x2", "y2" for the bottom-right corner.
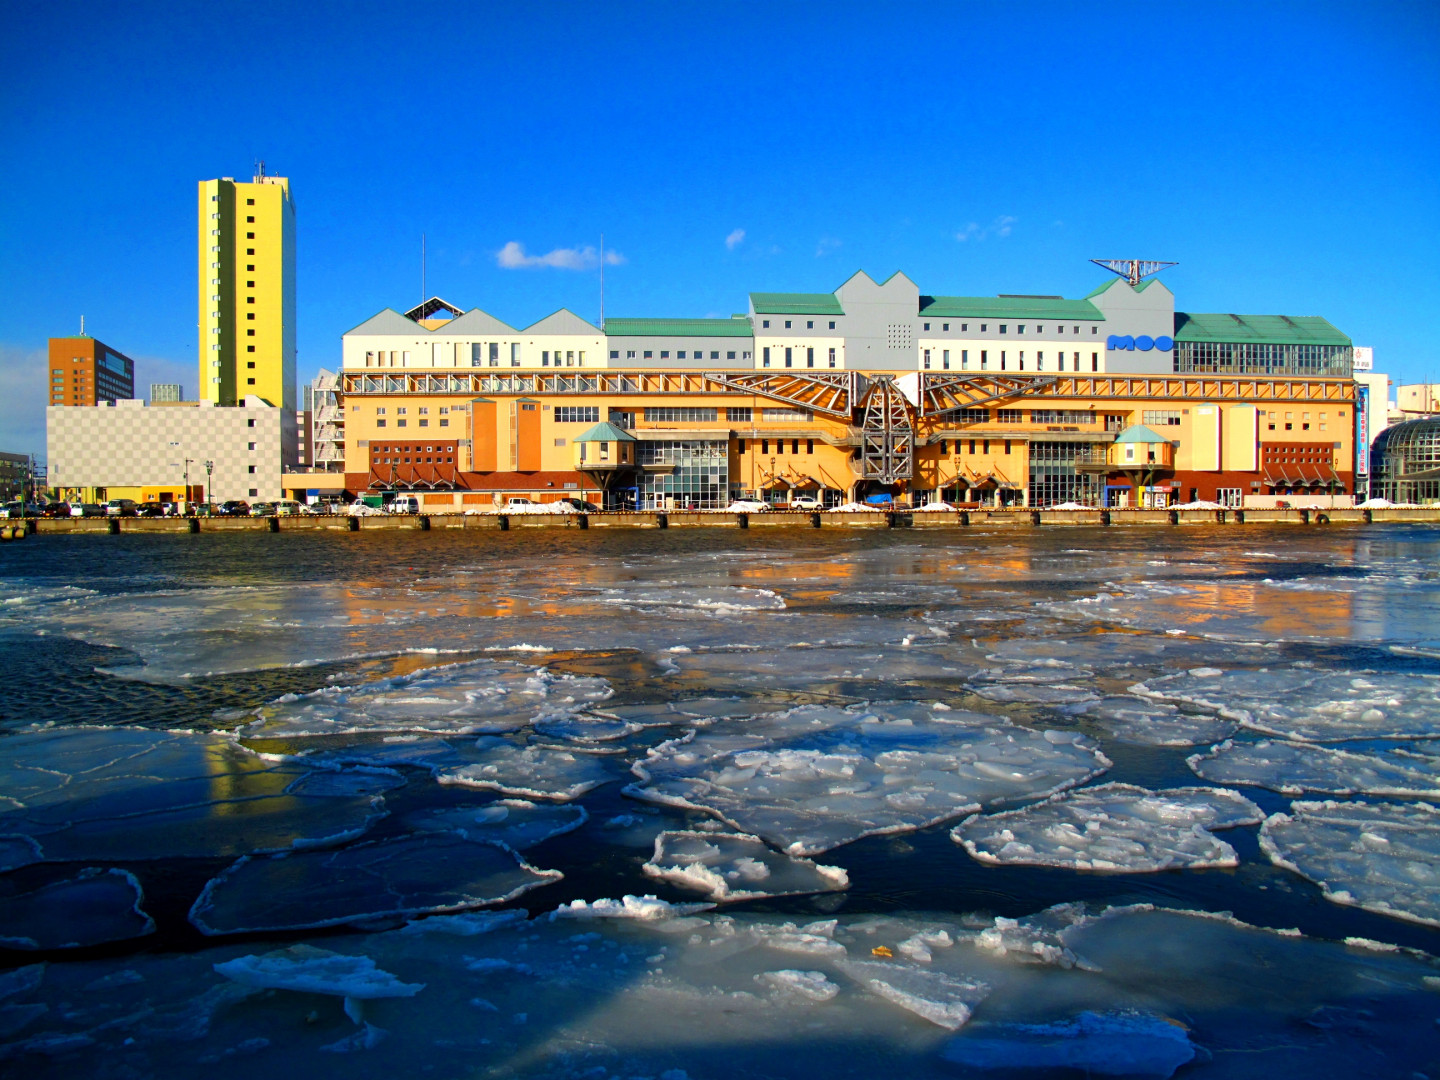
[
  {"x1": 496, "y1": 241, "x2": 625, "y2": 270},
  {"x1": 725, "y1": 228, "x2": 746, "y2": 250},
  {"x1": 0, "y1": 342, "x2": 47, "y2": 461},
  {"x1": 815, "y1": 236, "x2": 842, "y2": 257},
  {"x1": 955, "y1": 216, "x2": 1018, "y2": 242}
]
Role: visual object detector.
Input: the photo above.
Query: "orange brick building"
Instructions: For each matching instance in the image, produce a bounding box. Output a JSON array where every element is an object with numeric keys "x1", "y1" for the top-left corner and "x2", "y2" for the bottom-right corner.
[{"x1": 49, "y1": 336, "x2": 136, "y2": 406}]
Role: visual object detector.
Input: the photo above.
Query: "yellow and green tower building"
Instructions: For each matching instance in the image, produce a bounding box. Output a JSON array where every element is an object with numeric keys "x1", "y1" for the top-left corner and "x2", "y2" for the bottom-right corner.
[{"x1": 197, "y1": 168, "x2": 296, "y2": 409}]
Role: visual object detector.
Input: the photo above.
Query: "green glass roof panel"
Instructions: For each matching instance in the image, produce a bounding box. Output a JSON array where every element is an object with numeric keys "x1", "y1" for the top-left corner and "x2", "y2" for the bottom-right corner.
[
  {"x1": 918, "y1": 295, "x2": 1105, "y2": 321},
  {"x1": 575, "y1": 422, "x2": 637, "y2": 443},
  {"x1": 603, "y1": 318, "x2": 753, "y2": 337},
  {"x1": 749, "y1": 292, "x2": 845, "y2": 315},
  {"x1": 1114, "y1": 424, "x2": 1169, "y2": 444},
  {"x1": 1173, "y1": 313, "x2": 1350, "y2": 347}
]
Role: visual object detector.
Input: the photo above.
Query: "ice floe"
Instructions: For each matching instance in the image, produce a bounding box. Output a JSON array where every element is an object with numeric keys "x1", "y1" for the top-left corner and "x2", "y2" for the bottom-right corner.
[
  {"x1": 1189, "y1": 738, "x2": 1440, "y2": 796},
  {"x1": 643, "y1": 830, "x2": 849, "y2": 901},
  {"x1": 627, "y1": 703, "x2": 1110, "y2": 854},
  {"x1": 1135, "y1": 666, "x2": 1440, "y2": 741},
  {"x1": 838, "y1": 958, "x2": 988, "y2": 1029},
  {"x1": 1069, "y1": 695, "x2": 1237, "y2": 746},
  {"x1": 0, "y1": 868, "x2": 154, "y2": 950},
  {"x1": 405, "y1": 799, "x2": 588, "y2": 850},
  {"x1": 951, "y1": 783, "x2": 1263, "y2": 872},
  {"x1": 241, "y1": 657, "x2": 612, "y2": 738},
  {"x1": 663, "y1": 645, "x2": 974, "y2": 689},
  {"x1": 435, "y1": 737, "x2": 616, "y2": 799},
  {"x1": 940, "y1": 1010, "x2": 1196, "y2": 1077},
  {"x1": 189, "y1": 833, "x2": 562, "y2": 935},
  {"x1": 214, "y1": 944, "x2": 423, "y2": 1024},
  {"x1": 0, "y1": 727, "x2": 388, "y2": 861},
  {"x1": 549, "y1": 895, "x2": 713, "y2": 921},
  {"x1": 1260, "y1": 799, "x2": 1440, "y2": 926}
]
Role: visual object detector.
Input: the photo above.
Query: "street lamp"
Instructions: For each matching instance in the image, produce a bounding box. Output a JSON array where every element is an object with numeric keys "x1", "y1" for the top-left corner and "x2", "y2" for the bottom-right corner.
[{"x1": 204, "y1": 460, "x2": 214, "y2": 508}]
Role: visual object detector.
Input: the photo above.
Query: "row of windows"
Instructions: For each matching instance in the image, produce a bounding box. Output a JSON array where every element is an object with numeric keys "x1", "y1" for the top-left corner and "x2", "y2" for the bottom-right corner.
[
  {"x1": 554, "y1": 406, "x2": 600, "y2": 423},
  {"x1": 761, "y1": 347, "x2": 837, "y2": 369},
  {"x1": 920, "y1": 322, "x2": 1098, "y2": 336},
  {"x1": 1030, "y1": 410, "x2": 1096, "y2": 425},
  {"x1": 643, "y1": 407, "x2": 718, "y2": 423},
  {"x1": 374, "y1": 418, "x2": 449, "y2": 428},
  {"x1": 736, "y1": 439, "x2": 816, "y2": 455},
  {"x1": 373, "y1": 455, "x2": 455, "y2": 465},
  {"x1": 759, "y1": 319, "x2": 837, "y2": 330},
  {"x1": 611, "y1": 349, "x2": 743, "y2": 361},
  {"x1": 923, "y1": 349, "x2": 1098, "y2": 372},
  {"x1": 1173, "y1": 342, "x2": 1352, "y2": 378}
]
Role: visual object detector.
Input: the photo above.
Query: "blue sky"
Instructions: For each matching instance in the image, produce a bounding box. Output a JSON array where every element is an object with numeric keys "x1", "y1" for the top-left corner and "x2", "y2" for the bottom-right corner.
[{"x1": 2, "y1": 0, "x2": 1437, "y2": 456}]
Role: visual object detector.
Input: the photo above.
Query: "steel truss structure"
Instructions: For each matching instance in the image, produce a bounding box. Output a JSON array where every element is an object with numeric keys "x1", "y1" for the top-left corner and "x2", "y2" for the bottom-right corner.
[
  {"x1": 857, "y1": 376, "x2": 914, "y2": 483},
  {"x1": 1089, "y1": 259, "x2": 1178, "y2": 286},
  {"x1": 921, "y1": 374, "x2": 1060, "y2": 416},
  {"x1": 700, "y1": 371, "x2": 864, "y2": 418}
]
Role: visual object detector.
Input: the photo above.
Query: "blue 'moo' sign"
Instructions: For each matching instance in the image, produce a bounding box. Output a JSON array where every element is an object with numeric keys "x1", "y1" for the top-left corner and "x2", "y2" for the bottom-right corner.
[{"x1": 1107, "y1": 335, "x2": 1174, "y2": 352}]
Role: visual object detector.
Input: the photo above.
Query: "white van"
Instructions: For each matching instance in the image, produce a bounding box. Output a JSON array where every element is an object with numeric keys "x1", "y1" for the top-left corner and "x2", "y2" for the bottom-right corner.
[{"x1": 388, "y1": 495, "x2": 421, "y2": 514}]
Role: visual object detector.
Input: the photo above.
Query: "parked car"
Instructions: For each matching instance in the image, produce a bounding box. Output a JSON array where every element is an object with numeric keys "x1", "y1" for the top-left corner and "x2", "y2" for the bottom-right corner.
[
  {"x1": 216, "y1": 500, "x2": 249, "y2": 516},
  {"x1": 789, "y1": 495, "x2": 823, "y2": 510},
  {"x1": 726, "y1": 499, "x2": 770, "y2": 513},
  {"x1": 105, "y1": 499, "x2": 138, "y2": 517},
  {"x1": 271, "y1": 500, "x2": 304, "y2": 516},
  {"x1": 41, "y1": 502, "x2": 72, "y2": 518},
  {"x1": 135, "y1": 502, "x2": 167, "y2": 517},
  {"x1": 248, "y1": 502, "x2": 275, "y2": 516},
  {"x1": 70, "y1": 503, "x2": 106, "y2": 518},
  {"x1": 557, "y1": 497, "x2": 600, "y2": 513},
  {"x1": 503, "y1": 497, "x2": 537, "y2": 510},
  {"x1": 388, "y1": 495, "x2": 421, "y2": 514}
]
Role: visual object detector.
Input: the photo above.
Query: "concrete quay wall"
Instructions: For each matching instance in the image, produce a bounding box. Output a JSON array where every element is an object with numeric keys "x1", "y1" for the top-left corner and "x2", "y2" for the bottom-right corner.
[{"x1": 20, "y1": 506, "x2": 1440, "y2": 538}]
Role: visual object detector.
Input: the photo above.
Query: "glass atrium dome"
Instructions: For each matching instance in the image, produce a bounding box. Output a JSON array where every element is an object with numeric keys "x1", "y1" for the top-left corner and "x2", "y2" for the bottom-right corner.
[{"x1": 1372, "y1": 417, "x2": 1440, "y2": 504}]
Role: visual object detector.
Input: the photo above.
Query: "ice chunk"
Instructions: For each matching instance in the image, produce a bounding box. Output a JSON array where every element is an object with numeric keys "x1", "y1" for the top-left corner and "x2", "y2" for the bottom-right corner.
[
  {"x1": 550, "y1": 895, "x2": 713, "y2": 921},
  {"x1": 0, "y1": 727, "x2": 387, "y2": 861},
  {"x1": 406, "y1": 799, "x2": 587, "y2": 850},
  {"x1": 756, "y1": 969, "x2": 840, "y2": 1002},
  {"x1": 1260, "y1": 800, "x2": 1440, "y2": 926},
  {"x1": 190, "y1": 833, "x2": 561, "y2": 935},
  {"x1": 1071, "y1": 696, "x2": 1236, "y2": 746},
  {"x1": 243, "y1": 657, "x2": 611, "y2": 738},
  {"x1": 666, "y1": 646, "x2": 979, "y2": 689},
  {"x1": 400, "y1": 909, "x2": 530, "y2": 937},
  {"x1": 319, "y1": 1022, "x2": 388, "y2": 1051},
  {"x1": 0, "y1": 869, "x2": 154, "y2": 950},
  {"x1": 966, "y1": 681, "x2": 1101, "y2": 705},
  {"x1": 643, "y1": 831, "x2": 849, "y2": 901},
  {"x1": 0, "y1": 964, "x2": 45, "y2": 1001},
  {"x1": 532, "y1": 713, "x2": 641, "y2": 742},
  {"x1": 627, "y1": 703, "x2": 1109, "y2": 855},
  {"x1": 1136, "y1": 666, "x2": 1440, "y2": 741},
  {"x1": 839, "y1": 959, "x2": 988, "y2": 1030},
  {"x1": 952, "y1": 783, "x2": 1263, "y2": 872},
  {"x1": 595, "y1": 585, "x2": 786, "y2": 614},
  {"x1": 436, "y1": 737, "x2": 615, "y2": 800},
  {"x1": 0, "y1": 835, "x2": 43, "y2": 872},
  {"x1": 940, "y1": 1010, "x2": 1196, "y2": 1077},
  {"x1": 1190, "y1": 739, "x2": 1440, "y2": 796},
  {"x1": 214, "y1": 944, "x2": 424, "y2": 1000}
]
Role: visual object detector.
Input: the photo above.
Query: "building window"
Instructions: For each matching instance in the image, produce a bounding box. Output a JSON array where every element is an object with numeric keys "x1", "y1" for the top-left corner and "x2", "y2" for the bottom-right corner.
[
  {"x1": 660, "y1": 351, "x2": 669, "y2": 359},
  {"x1": 828, "y1": 321, "x2": 835, "y2": 329},
  {"x1": 996, "y1": 409, "x2": 1021, "y2": 423},
  {"x1": 785, "y1": 320, "x2": 791, "y2": 329},
  {"x1": 247, "y1": 442, "x2": 256, "y2": 450},
  {"x1": 555, "y1": 406, "x2": 601, "y2": 423},
  {"x1": 249, "y1": 488, "x2": 257, "y2": 497},
  {"x1": 397, "y1": 419, "x2": 407, "y2": 427},
  {"x1": 806, "y1": 347, "x2": 814, "y2": 368},
  {"x1": 761, "y1": 407, "x2": 810, "y2": 422},
  {"x1": 377, "y1": 419, "x2": 386, "y2": 427},
  {"x1": 610, "y1": 350, "x2": 619, "y2": 359},
  {"x1": 942, "y1": 349, "x2": 950, "y2": 370},
  {"x1": 828, "y1": 348, "x2": 836, "y2": 368},
  {"x1": 727, "y1": 407, "x2": 753, "y2": 422},
  {"x1": 806, "y1": 439, "x2": 814, "y2": 454},
  {"x1": 247, "y1": 378, "x2": 255, "y2": 385},
  {"x1": 763, "y1": 347, "x2": 771, "y2": 368},
  {"x1": 247, "y1": 465, "x2": 256, "y2": 474},
  {"x1": 644, "y1": 351, "x2": 652, "y2": 359},
  {"x1": 1142, "y1": 411, "x2": 1181, "y2": 426},
  {"x1": 246, "y1": 216, "x2": 254, "y2": 223},
  {"x1": 1091, "y1": 352, "x2": 1099, "y2": 371},
  {"x1": 419, "y1": 419, "x2": 428, "y2": 427},
  {"x1": 628, "y1": 351, "x2": 637, "y2": 359},
  {"x1": 923, "y1": 349, "x2": 931, "y2": 369},
  {"x1": 643, "y1": 407, "x2": 718, "y2": 423},
  {"x1": 784, "y1": 347, "x2": 792, "y2": 368},
  {"x1": 246, "y1": 198, "x2": 254, "y2": 205},
  {"x1": 247, "y1": 418, "x2": 256, "y2": 427},
  {"x1": 762, "y1": 320, "x2": 770, "y2": 328},
  {"x1": 807, "y1": 321, "x2": 813, "y2": 329},
  {"x1": 677, "y1": 351, "x2": 686, "y2": 359},
  {"x1": 439, "y1": 419, "x2": 448, "y2": 427}
]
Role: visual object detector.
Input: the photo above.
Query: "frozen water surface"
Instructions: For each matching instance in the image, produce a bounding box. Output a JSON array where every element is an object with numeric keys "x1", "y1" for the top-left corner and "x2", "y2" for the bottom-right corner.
[
  {"x1": 241, "y1": 657, "x2": 611, "y2": 738},
  {"x1": 0, "y1": 727, "x2": 388, "y2": 861},
  {"x1": 627, "y1": 703, "x2": 1110, "y2": 854},
  {"x1": 1071, "y1": 695, "x2": 1238, "y2": 746},
  {"x1": 0, "y1": 868, "x2": 154, "y2": 950},
  {"x1": 665, "y1": 645, "x2": 975, "y2": 689},
  {"x1": 1260, "y1": 799, "x2": 1440, "y2": 926},
  {"x1": 643, "y1": 830, "x2": 849, "y2": 901},
  {"x1": 1190, "y1": 738, "x2": 1440, "y2": 796},
  {"x1": 404, "y1": 798, "x2": 587, "y2": 850},
  {"x1": 189, "y1": 833, "x2": 562, "y2": 935},
  {"x1": 939, "y1": 1009, "x2": 1196, "y2": 1077},
  {"x1": 952, "y1": 784, "x2": 1263, "y2": 872},
  {"x1": 1136, "y1": 666, "x2": 1440, "y2": 741},
  {"x1": 435, "y1": 737, "x2": 617, "y2": 799}
]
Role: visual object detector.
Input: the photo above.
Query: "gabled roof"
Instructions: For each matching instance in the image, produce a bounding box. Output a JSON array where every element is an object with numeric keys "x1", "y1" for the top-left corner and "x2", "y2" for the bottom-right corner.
[
  {"x1": 1114, "y1": 424, "x2": 1169, "y2": 444},
  {"x1": 604, "y1": 317, "x2": 753, "y2": 337},
  {"x1": 750, "y1": 292, "x2": 845, "y2": 315},
  {"x1": 1173, "y1": 312, "x2": 1350, "y2": 347},
  {"x1": 404, "y1": 297, "x2": 465, "y2": 321},
  {"x1": 344, "y1": 308, "x2": 422, "y2": 336},
  {"x1": 917, "y1": 295, "x2": 1104, "y2": 321},
  {"x1": 444, "y1": 308, "x2": 517, "y2": 334},
  {"x1": 575, "y1": 421, "x2": 636, "y2": 443},
  {"x1": 523, "y1": 308, "x2": 598, "y2": 335},
  {"x1": 1083, "y1": 277, "x2": 1166, "y2": 299}
]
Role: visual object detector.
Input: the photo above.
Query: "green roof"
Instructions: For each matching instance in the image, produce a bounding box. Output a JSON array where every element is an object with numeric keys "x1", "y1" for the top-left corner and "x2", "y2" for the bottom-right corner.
[
  {"x1": 603, "y1": 317, "x2": 753, "y2": 337},
  {"x1": 1114, "y1": 424, "x2": 1169, "y2": 444},
  {"x1": 749, "y1": 292, "x2": 845, "y2": 315},
  {"x1": 1173, "y1": 312, "x2": 1350, "y2": 347},
  {"x1": 918, "y1": 295, "x2": 1104, "y2": 321},
  {"x1": 574, "y1": 421, "x2": 636, "y2": 443},
  {"x1": 1082, "y1": 277, "x2": 1165, "y2": 299}
]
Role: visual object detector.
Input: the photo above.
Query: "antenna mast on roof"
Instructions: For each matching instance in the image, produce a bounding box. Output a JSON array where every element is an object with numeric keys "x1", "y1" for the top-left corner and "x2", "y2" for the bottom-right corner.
[
  {"x1": 1090, "y1": 259, "x2": 1177, "y2": 287},
  {"x1": 254, "y1": 159, "x2": 266, "y2": 182}
]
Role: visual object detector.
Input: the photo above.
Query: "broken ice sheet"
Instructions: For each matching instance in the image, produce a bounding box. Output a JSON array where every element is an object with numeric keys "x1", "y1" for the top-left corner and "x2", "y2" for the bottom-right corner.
[
  {"x1": 405, "y1": 799, "x2": 587, "y2": 850},
  {"x1": 1134, "y1": 666, "x2": 1440, "y2": 741},
  {"x1": 643, "y1": 830, "x2": 849, "y2": 901},
  {"x1": 1069, "y1": 695, "x2": 1236, "y2": 747},
  {"x1": 664, "y1": 645, "x2": 978, "y2": 689},
  {"x1": 1189, "y1": 738, "x2": 1440, "y2": 797},
  {"x1": 0, "y1": 835, "x2": 43, "y2": 873},
  {"x1": 627, "y1": 703, "x2": 1109, "y2": 855},
  {"x1": 0, "y1": 727, "x2": 388, "y2": 861},
  {"x1": 435, "y1": 737, "x2": 616, "y2": 800},
  {"x1": 939, "y1": 1009, "x2": 1196, "y2": 1078},
  {"x1": 965, "y1": 680, "x2": 1101, "y2": 705},
  {"x1": 1260, "y1": 799, "x2": 1440, "y2": 926},
  {"x1": 214, "y1": 943, "x2": 423, "y2": 1025},
  {"x1": 837, "y1": 958, "x2": 988, "y2": 1030},
  {"x1": 952, "y1": 783, "x2": 1263, "y2": 872},
  {"x1": 189, "y1": 833, "x2": 561, "y2": 935},
  {"x1": 0, "y1": 868, "x2": 154, "y2": 950},
  {"x1": 241, "y1": 657, "x2": 611, "y2": 738}
]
